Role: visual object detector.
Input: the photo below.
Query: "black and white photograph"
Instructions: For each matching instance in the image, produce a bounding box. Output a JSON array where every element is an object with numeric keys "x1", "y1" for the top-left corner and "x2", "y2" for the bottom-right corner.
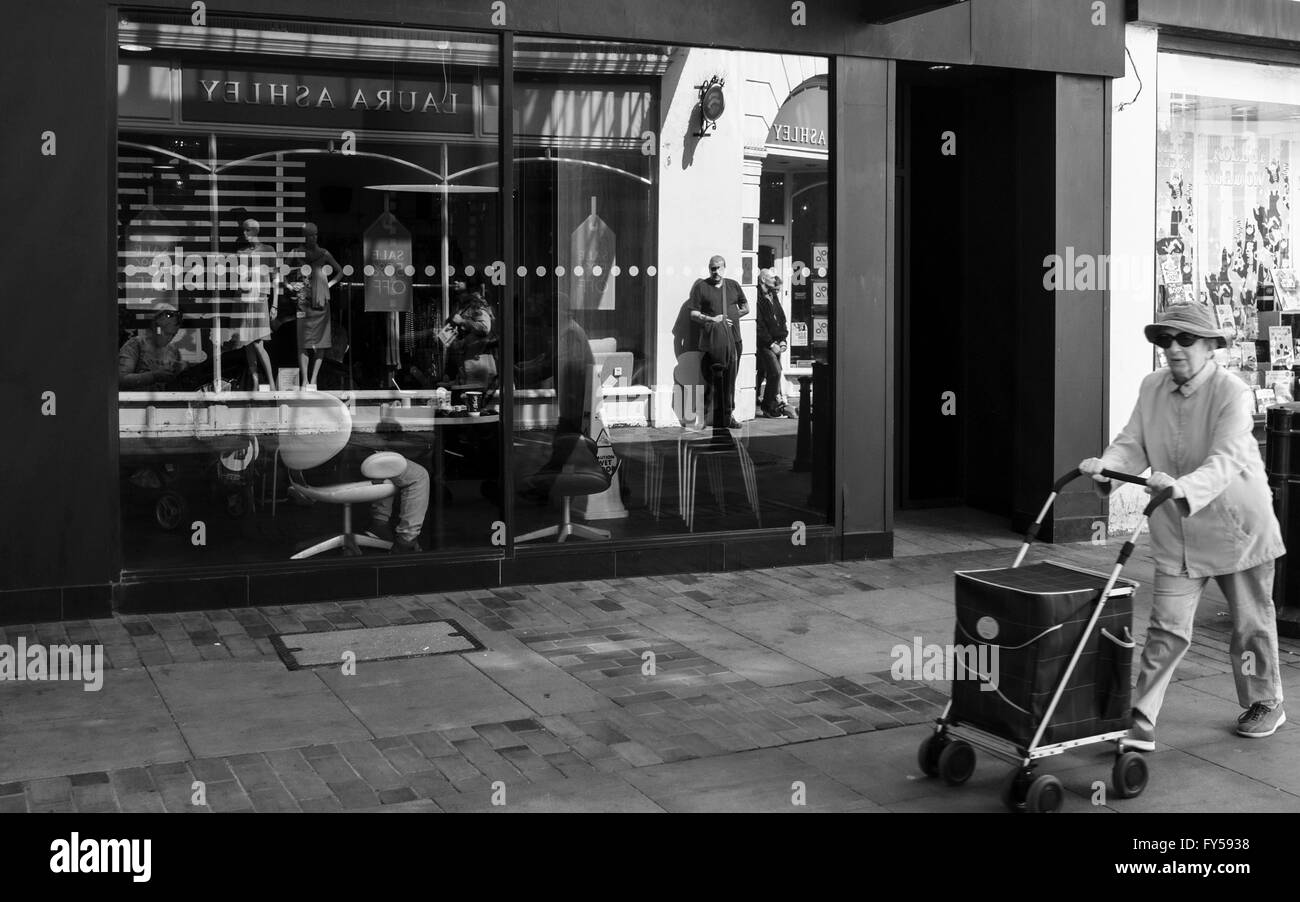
[{"x1": 3, "y1": 0, "x2": 1299, "y2": 885}]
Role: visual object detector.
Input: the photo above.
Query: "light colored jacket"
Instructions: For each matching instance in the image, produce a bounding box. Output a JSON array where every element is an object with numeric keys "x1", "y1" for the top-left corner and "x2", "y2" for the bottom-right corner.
[{"x1": 1100, "y1": 361, "x2": 1285, "y2": 578}]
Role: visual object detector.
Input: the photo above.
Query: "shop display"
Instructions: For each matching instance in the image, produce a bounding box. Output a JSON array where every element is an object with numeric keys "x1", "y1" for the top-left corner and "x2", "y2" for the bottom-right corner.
[
  {"x1": 1271, "y1": 326, "x2": 1293, "y2": 369},
  {"x1": 1266, "y1": 369, "x2": 1294, "y2": 403}
]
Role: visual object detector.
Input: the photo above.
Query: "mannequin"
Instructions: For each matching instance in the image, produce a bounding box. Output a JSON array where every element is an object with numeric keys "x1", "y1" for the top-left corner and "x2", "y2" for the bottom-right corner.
[
  {"x1": 235, "y1": 218, "x2": 278, "y2": 389},
  {"x1": 288, "y1": 222, "x2": 343, "y2": 387}
]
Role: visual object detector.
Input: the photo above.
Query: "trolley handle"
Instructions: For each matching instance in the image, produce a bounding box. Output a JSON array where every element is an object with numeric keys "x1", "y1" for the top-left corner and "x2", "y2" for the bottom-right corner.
[{"x1": 1019, "y1": 471, "x2": 1175, "y2": 560}]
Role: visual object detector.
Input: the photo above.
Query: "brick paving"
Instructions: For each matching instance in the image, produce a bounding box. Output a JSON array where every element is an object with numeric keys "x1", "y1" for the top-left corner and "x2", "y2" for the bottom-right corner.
[{"x1": 2, "y1": 536, "x2": 1299, "y2": 812}]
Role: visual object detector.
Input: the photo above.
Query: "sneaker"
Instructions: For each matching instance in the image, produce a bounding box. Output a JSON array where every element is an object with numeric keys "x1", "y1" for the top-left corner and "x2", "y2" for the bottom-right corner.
[
  {"x1": 1120, "y1": 713, "x2": 1156, "y2": 753},
  {"x1": 780, "y1": 404, "x2": 798, "y2": 419},
  {"x1": 728, "y1": 417, "x2": 741, "y2": 429},
  {"x1": 364, "y1": 520, "x2": 395, "y2": 544},
  {"x1": 391, "y1": 536, "x2": 423, "y2": 554},
  {"x1": 1237, "y1": 703, "x2": 1287, "y2": 738}
]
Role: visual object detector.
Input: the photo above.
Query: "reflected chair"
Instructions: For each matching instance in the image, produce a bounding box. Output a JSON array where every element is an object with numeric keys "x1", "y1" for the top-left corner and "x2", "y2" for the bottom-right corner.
[
  {"x1": 517, "y1": 364, "x2": 612, "y2": 543},
  {"x1": 516, "y1": 432, "x2": 612, "y2": 543},
  {"x1": 278, "y1": 393, "x2": 407, "y2": 558},
  {"x1": 682, "y1": 426, "x2": 761, "y2": 531}
]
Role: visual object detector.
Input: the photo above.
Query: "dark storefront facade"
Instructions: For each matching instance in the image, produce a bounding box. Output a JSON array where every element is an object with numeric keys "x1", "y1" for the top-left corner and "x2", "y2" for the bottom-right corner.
[{"x1": 1, "y1": 0, "x2": 1125, "y2": 622}]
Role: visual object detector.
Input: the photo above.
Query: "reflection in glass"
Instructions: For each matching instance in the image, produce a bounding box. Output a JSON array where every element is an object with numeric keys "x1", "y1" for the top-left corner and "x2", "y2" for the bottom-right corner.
[
  {"x1": 115, "y1": 14, "x2": 502, "y2": 568},
  {"x1": 510, "y1": 39, "x2": 834, "y2": 542}
]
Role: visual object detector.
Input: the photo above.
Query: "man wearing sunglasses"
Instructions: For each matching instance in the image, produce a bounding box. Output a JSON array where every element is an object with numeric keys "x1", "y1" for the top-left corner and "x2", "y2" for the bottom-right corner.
[{"x1": 1079, "y1": 303, "x2": 1286, "y2": 752}]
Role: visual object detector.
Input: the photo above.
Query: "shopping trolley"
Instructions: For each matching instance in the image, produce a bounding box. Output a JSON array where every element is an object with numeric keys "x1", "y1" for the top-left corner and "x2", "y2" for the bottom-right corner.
[{"x1": 916, "y1": 469, "x2": 1172, "y2": 813}]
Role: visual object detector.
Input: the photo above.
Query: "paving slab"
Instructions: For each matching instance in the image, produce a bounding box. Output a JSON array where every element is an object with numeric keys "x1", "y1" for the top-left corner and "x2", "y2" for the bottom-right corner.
[
  {"x1": 808, "y1": 587, "x2": 955, "y2": 630},
  {"x1": 316, "y1": 654, "x2": 533, "y2": 736},
  {"x1": 435, "y1": 773, "x2": 665, "y2": 813},
  {"x1": 460, "y1": 640, "x2": 614, "y2": 717},
  {"x1": 637, "y1": 611, "x2": 824, "y2": 687},
  {"x1": 1175, "y1": 728, "x2": 1300, "y2": 799},
  {"x1": 1147, "y1": 683, "x2": 1258, "y2": 752},
  {"x1": 619, "y1": 747, "x2": 870, "y2": 812},
  {"x1": 150, "y1": 661, "x2": 371, "y2": 758},
  {"x1": 694, "y1": 599, "x2": 904, "y2": 678},
  {"x1": 0, "y1": 669, "x2": 190, "y2": 782},
  {"x1": 1066, "y1": 747, "x2": 1300, "y2": 813}
]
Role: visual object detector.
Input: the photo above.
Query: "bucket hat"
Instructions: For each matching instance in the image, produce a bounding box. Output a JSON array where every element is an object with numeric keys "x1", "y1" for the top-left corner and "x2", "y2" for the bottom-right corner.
[{"x1": 1143, "y1": 303, "x2": 1227, "y2": 348}]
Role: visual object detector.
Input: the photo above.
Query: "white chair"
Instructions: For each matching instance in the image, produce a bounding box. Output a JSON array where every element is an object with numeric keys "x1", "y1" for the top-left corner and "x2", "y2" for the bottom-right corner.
[{"x1": 278, "y1": 393, "x2": 406, "y2": 559}]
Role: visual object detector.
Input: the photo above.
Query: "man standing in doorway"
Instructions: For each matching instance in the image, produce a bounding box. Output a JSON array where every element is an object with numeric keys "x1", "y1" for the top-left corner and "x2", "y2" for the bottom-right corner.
[{"x1": 687, "y1": 254, "x2": 748, "y2": 429}]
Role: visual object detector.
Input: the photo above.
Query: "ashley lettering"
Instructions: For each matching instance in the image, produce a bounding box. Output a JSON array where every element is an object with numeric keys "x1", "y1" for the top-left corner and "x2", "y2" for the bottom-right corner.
[{"x1": 771, "y1": 124, "x2": 827, "y2": 146}]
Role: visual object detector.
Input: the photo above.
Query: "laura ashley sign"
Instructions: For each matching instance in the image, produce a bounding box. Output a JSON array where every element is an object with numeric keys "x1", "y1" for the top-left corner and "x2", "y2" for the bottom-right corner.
[{"x1": 182, "y1": 67, "x2": 476, "y2": 133}]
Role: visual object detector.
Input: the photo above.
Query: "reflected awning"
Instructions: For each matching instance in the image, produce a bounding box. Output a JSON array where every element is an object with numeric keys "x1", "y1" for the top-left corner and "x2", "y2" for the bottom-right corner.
[{"x1": 863, "y1": 0, "x2": 966, "y2": 24}]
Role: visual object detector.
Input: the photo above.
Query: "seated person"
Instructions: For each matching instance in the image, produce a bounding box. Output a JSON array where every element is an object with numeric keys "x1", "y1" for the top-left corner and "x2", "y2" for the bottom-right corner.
[
  {"x1": 362, "y1": 457, "x2": 431, "y2": 554},
  {"x1": 118, "y1": 301, "x2": 188, "y2": 490},
  {"x1": 441, "y1": 280, "x2": 497, "y2": 388},
  {"x1": 118, "y1": 302, "x2": 187, "y2": 389}
]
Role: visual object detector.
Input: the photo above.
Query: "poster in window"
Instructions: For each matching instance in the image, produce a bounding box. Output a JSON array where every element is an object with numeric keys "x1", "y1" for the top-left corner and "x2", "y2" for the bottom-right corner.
[
  {"x1": 811, "y1": 280, "x2": 829, "y2": 308},
  {"x1": 812, "y1": 316, "x2": 829, "y2": 344},
  {"x1": 1276, "y1": 270, "x2": 1300, "y2": 312},
  {"x1": 791, "y1": 321, "x2": 809, "y2": 348},
  {"x1": 1266, "y1": 369, "x2": 1295, "y2": 404},
  {"x1": 1240, "y1": 341, "x2": 1257, "y2": 372},
  {"x1": 1270, "y1": 326, "x2": 1293, "y2": 369},
  {"x1": 363, "y1": 211, "x2": 413, "y2": 313},
  {"x1": 571, "y1": 196, "x2": 616, "y2": 310},
  {"x1": 812, "y1": 244, "x2": 829, "y2": 272},
  {"x1": 1214, "y1": 304, "x2": 1235, "y2": 336}
]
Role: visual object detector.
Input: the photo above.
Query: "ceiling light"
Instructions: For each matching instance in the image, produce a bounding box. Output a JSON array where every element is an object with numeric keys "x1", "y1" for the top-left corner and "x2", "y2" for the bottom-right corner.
[
  {"x1": 119, "y1": 42, "x2": 152, "y2": 52},
  {"x1": 929, "y1": 65, "x2": 951, "y2": 71}
]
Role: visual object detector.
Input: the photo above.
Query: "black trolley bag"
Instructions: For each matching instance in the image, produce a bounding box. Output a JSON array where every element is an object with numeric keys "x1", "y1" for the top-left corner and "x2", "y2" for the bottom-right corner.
[{"x1": 917, "y1": 469, "x2": 1173, "y2": 813}]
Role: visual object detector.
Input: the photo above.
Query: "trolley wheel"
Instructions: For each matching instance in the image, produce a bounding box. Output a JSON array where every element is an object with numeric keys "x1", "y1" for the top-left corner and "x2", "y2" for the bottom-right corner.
[
  {"x1": 1112, "y1": 751, "x2": 1149, "y2": 799},
  {"x1": 938, "y1": 739, "x2": 976, "y2": 786},
  {"x1": 1025, "y1": 774, "x2": 1064, "y2": 813},
  {"x1": 917, "y1": 732, "x2": 946, "y2": 778},
  {"x1": 1001, "y1": 768, "x2": 1032, "y2": 812},
  {"x1": 155, "y1": 492, "x2": 188, "y2": 531}
]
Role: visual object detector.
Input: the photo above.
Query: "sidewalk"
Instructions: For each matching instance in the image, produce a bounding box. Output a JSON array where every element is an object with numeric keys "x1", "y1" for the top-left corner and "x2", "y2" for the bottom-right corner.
[{"x1": 2, "y1": 518, "x2": 1299, "y2": 813}]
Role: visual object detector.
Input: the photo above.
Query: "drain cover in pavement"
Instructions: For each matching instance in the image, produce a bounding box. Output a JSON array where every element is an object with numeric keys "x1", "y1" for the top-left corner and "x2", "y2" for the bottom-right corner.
[{"x1": 271, "y1": 620, "x2": 482, "y2": 670}]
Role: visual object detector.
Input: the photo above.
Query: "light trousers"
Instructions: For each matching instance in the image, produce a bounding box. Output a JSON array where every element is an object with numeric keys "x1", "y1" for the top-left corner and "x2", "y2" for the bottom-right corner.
[
  {"x1": 1133, "y1": 560, "x2": 1284, "y2": 727},
  {"x1": 369, "y1": 459, "x2": 430, "y2": 542}
]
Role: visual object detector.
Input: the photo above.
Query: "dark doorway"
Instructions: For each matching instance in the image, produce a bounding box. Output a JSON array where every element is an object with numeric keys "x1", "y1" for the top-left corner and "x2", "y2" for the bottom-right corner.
[{"x1": 895, "y1": 64, "x2": 1042, "y2": 522}]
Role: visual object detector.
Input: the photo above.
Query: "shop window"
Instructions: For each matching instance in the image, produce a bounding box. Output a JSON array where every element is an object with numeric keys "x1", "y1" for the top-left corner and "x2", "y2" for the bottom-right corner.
[
  {"x1": 115, "y1": 11, "x2": 502, "y2": 568},
  {"x1": 509, "y1": 38, "x2": 835, "y2": 543},
  {"x1": 1156, "y1": 53, "x2": 1300, "y2": 411}
]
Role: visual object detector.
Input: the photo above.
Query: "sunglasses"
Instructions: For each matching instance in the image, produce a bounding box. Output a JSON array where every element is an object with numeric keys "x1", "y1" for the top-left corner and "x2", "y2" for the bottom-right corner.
[{"x1": 1151, "y1": 332, "x2": 1202, "y2": 349}]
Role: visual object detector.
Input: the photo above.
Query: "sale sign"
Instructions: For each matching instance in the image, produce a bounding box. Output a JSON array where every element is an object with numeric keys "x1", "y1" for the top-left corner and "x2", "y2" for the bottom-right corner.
[{"x1": 363, "y1": 212, "x2": 413, "y2": 313}]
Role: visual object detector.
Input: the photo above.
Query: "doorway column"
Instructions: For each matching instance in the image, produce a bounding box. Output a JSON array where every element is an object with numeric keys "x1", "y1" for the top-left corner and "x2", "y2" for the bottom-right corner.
[
  {"x1": 834, "y1": 56, "x2": 896, "y2": 558},
  {"x1": 1012, "y1": 72, "x2": 1112, "y2": 543}
]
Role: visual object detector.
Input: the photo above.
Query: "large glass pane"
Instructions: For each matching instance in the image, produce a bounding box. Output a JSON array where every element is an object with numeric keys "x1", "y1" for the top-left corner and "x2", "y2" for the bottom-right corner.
[
  {"x1": 510, "y1": 39, "x2": 834, "y2": 543},
  {"x1": 116, "y1": 12, "x2": 502, "y2": 567},
  {"x1": 1156, "y1": 53, "x2": 1300, "y2": 408}
]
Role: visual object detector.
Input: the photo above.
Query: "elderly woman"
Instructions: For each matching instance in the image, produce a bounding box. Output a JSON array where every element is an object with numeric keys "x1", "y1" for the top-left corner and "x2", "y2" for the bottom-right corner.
[{"x1": 1079, "y1": 303, "x2": 1286, "y2": 750}]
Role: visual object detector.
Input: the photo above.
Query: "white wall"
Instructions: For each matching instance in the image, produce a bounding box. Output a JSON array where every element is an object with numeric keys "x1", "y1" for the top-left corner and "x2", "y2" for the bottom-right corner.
[
  {"x1": 1107, "y1": 24, "x2": 1159, "y2": 530},
  {"x1": 653, "y1": 47, "x2": 745, "y2": 426},
  {"x1": 651, "y1": 49, "x2": 827, "y2": 426}
]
